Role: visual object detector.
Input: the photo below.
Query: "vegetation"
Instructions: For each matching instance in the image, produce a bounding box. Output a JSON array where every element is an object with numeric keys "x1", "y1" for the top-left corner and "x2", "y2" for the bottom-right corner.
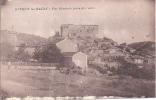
[
  {"x1": 0, "y1": 30, "x2": 155, "y2": 97},
  {"x1": 14, "y1": 43, "x2": 31, "y2": 62},
  {"x1": 1, "y1": 30, "x2": 155, "y2": 80},
  {"x1": 128, "y1": 41, "x2": 155, "y2": 57},
  {"x1": 33, "y1": 44, "x2": 63, "y2": 63},
  {"x1": 0, "y1": 42, "x2": 15, "y2": 61}
]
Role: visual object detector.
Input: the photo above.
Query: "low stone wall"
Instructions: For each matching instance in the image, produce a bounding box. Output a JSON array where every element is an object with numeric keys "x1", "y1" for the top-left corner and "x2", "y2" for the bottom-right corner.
[{"x1": 0, "y1": 61, "x2": 59, "y2": 67}]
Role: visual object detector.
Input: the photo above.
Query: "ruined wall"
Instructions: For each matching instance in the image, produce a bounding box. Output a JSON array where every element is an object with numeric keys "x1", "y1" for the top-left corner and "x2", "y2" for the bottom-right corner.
[{"x1": 60, "y1": 24, "x2": 98, "y2": 39}]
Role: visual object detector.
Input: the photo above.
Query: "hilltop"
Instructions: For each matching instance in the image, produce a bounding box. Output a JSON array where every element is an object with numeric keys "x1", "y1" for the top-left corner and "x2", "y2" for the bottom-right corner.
[{"x1": 128, "y1": 41, "x2": 155, "y2": 57}]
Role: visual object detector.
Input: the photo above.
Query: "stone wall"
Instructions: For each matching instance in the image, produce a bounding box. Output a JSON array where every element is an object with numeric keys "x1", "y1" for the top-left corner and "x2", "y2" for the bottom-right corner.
[{"x1": 60, "y1": 24, "x2": 98, "y2": 39}]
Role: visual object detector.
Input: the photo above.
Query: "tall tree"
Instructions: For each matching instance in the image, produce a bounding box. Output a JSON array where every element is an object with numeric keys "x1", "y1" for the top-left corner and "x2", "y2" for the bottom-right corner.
[
  {"x1": 33, "y1": 44, "x2": 63, "y2": 63},
  {"x1": 15, "y1": 43, "x2": 31, "y2": 61}
]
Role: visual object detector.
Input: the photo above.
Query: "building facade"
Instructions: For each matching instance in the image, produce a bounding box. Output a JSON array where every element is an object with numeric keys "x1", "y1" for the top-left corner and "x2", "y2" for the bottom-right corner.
[
  {"x1": 72, "y1": 52, "x2": 88, "y2": 72},
  {"x1": 61, "y1": 52, "x2": 75, "y2": 68},
  {"x1": 56, "y1": 38, "x2": 78, "y2": 68}
]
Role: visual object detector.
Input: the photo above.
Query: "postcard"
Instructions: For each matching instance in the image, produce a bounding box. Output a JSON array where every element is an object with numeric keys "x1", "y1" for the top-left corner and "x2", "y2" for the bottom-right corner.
[{"x1": 0, "y1": 0, "x2": 155, "y2": 99}]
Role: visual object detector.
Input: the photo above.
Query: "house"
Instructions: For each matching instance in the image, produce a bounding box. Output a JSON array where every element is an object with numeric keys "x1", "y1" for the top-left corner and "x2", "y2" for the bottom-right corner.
[
  {"x1": 56, "y1": 38, "x2": 78, "y2": 67},
  {"x1": 129, "y1": 48, "x2": 136, "y2": 53},
  {"x1": 56, "y1": 38, "x2": 78, "y2": 53},
  {"x1": 132, "y1": 55, "x2": 144, "y2": 64},
  {"x1": 72, "y1": 52, "x2": 88, "y2": 72},
  {"x1": 143, "y1": 56, "x2": 155, "y2": 64},
  {"x1": 107, "y1": 62, "x2": 121, "y2": 69},
  {"x1": 107, "y1": 47, "x2": 124, "y2": 55},
  {"x1": 56, "y1": 38, "x2": 88, "y2": 72},
  {"x1": 134, "y1": 59, "x2": 144, "y2": 64},
  {"x1": 102, "y1": 47, "x2": 125, "y2": 61},
  {"x1": 61, "y1": 52, "x2": 75, "y2": 67}
]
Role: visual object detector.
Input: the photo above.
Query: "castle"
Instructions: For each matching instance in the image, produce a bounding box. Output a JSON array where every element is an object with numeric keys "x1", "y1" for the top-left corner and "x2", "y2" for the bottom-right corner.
[{"x1": 60, "y1": 24, "x2": 98, "y2": 39}]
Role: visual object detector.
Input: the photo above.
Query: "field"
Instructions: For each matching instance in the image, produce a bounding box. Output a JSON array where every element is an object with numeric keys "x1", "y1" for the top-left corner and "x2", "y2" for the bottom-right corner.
[{"x1": 0, "y1": 64, "x2": 155, "y2": 98}]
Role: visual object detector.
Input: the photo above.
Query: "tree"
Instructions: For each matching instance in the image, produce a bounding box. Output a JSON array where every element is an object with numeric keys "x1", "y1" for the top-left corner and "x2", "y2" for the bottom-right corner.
[
  {"x1": 33, "y1": 46, "x2": 41, "y2": 61},
  {"x1": 33, "y1": 44, "x2": 63, "y2": 63},
  {"x1": 14, "y1": 43, "x2": 31, "y2": 61}
]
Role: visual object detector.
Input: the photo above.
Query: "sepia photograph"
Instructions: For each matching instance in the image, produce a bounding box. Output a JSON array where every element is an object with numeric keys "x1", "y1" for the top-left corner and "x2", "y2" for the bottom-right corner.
[{"x1": 0, "y1": 0, "x2": 155, "y2": 99}]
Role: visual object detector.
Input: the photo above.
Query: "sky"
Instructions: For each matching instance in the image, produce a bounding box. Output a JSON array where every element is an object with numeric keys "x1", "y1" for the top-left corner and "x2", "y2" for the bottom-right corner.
[{"x1": 1, "y1": 0, "x2": 155, "y2": 44}]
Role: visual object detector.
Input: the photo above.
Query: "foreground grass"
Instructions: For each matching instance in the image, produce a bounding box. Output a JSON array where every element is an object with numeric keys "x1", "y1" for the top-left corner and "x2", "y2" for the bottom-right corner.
[{"x1": 1, "y1": 65, "x2": 155, "y2": 97}]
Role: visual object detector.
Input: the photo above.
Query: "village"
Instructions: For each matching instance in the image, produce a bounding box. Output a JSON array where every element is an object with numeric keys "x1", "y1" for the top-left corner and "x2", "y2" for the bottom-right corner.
[
  {"x1": 1, "y1": 24, "x2": 155, "y2": 74},
  {"x1": 0, "y1": 24, "x2": 155, "y2": 97}
]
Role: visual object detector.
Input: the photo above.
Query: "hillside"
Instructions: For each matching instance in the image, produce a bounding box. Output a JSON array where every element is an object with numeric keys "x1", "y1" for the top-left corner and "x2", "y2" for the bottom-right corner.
[
  {"x1": 47, "y1": 35, "x2": 64, "y2": 44},
  {"x1": 128, "y1": 41, "x2": 155, "y2": 57},
  {"x1": 70, "y1": 36, "x2": 119, "y2": 60},
  {"x1": 0, "y1": 30, "x2": 47, "y2": 46},
  {"x1": 17, "y1": 33, "x2": 47, "y2": 46}
]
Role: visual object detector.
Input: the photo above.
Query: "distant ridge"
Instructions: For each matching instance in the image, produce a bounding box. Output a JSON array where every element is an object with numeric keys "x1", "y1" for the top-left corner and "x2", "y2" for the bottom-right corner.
[
  {"x1": 1, "y1": 30, "x2": 155, "y2": 58},
  {"x1": 0, "y1": 30, "x2": 47, "y2": 46},
  {"x1": 128, "y1": 41, "x2": 155, "y2": 57}
]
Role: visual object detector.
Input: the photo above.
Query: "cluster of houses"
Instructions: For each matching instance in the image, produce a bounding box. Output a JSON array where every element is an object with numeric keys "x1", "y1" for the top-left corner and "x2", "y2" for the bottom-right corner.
[{"x1": 3, "y1": 24, "x2": 155, "y2": 73}]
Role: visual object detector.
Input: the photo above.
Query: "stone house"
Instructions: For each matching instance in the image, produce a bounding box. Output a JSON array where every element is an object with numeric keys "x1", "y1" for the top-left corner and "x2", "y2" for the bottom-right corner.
[
  {"x1": 91, "y1": 47, "x2": 125, "y2": 71},
  {"x1": 144, "y1": 58, "x2": 155, "y2": 64},
  {"x1": 56, "y1": 38, "x2": 78, "y2": 53},
  {"x1": 61, "y1": 52, "x2": 75, "y2": 67},
  {"x1": 56, "y1": 38, "x2": 78, "y2": 67},
  {"x1": 131, "y1": 55, "x2": 144, "y2": 64},
  {"x1": 134, "y1": 58, "x2": 144, "y2": 64},
  {"x1": 72, "y1": 52, "x2": 88, "y2": 72},
  {"x1": 56, "y1": 38, "x2": 88, "y2": 72}
]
